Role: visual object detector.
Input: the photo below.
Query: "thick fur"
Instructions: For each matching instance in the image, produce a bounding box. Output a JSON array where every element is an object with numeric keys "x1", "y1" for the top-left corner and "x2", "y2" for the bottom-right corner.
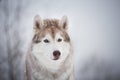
[{"x1": 25, "y1": 15, "x2": 74, "y2": 80}]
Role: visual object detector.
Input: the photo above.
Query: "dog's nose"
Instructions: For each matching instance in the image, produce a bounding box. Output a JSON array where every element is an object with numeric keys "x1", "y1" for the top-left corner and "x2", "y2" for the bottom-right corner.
[
  {"x1": 53, "y1": 50, "x2": 61, "y2": 57},
  {"x1": 53, "y1": 50, "x2": 61, "y2": 60}
]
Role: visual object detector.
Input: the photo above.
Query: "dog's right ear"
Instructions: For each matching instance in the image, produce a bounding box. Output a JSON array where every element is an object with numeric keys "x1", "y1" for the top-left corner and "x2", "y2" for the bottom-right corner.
[
  {"x1": 59, "y1": 15, "x2": 68, "y2": 30},
  {"x1": 33, "y1": 15, "x2": 42, "y2": 33}
]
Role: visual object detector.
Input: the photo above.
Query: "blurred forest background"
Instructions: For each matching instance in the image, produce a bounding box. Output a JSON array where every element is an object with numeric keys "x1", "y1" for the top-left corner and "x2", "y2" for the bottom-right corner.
[{"x1": 0, "y1": 0, "x2": 120, "y2": 80}]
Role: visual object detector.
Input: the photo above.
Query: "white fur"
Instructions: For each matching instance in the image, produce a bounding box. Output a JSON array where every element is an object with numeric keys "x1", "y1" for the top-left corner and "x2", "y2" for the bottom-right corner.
[{"x1": 32, "y1": 33, "x2": 71, "y2": 73}]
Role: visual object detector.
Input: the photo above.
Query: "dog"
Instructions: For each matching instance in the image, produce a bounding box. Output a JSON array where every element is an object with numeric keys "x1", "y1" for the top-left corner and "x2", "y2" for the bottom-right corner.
[{"x1": 25, "y1": 15, "x2": 75, "y2": 80}]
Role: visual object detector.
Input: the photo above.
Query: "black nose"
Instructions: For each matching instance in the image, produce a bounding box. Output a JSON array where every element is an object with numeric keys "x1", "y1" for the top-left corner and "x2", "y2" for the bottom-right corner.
[{"x1": 53, "y1": 50, "x2": 61, "y2": 60}]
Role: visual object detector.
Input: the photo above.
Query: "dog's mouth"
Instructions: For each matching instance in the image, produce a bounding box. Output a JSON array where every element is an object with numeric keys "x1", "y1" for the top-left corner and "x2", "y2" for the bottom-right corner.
[{"x1": 53, "y1": 56, "x2": 60, "y2": 60}]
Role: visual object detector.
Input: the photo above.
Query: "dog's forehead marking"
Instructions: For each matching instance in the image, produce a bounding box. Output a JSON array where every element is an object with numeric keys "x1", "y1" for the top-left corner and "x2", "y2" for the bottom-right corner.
[
  {"x1": 43, "y1": 19, "x2": 59, "y2": 28},
  {"x1": 33, "y1": 19, "x2": 70, "y2": 42},
  {"x1": 41, "y1": 26, "x2": 60, "y2": 39},
  {"x1": 39, "y1": 27, "x2": 70, "y2": 42}
]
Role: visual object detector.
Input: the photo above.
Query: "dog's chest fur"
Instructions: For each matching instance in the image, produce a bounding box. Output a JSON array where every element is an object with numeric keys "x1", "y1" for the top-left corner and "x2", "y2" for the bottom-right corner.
[{"x1": 25, "y1": 52, "x2": 73, "y2": 80}]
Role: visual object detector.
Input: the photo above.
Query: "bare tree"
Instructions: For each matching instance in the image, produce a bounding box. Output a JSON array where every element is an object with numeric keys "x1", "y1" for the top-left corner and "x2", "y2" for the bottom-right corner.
[{"x1": 0, "y1": 0, "x2": 27, "y2": 80}]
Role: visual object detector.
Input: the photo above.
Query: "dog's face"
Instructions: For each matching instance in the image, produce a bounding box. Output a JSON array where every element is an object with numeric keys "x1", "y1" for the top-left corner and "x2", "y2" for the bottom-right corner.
[{"x1": 31, "y1": 15, "x2": 71, "y2": 70}]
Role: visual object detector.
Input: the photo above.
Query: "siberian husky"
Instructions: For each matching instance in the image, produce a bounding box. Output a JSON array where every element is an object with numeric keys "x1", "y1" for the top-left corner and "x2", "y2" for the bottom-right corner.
[{"x1": 25, "y1": 15, "x2": 74, "y2": 80}]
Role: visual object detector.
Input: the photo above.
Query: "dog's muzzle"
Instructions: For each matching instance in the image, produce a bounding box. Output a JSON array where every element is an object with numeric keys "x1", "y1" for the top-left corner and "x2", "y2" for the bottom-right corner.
[{"x1": 53, "y1": 50, "x2": 61, "y2": 60}]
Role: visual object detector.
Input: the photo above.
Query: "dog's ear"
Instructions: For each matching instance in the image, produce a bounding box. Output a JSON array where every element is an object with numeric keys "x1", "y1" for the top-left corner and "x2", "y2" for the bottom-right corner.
[
  {"x1": 33, "y1": 15, "x2": 42, "y2": 33},
  {"x1": 59, "y1": 15, "x2": 68, "y2": 30}
]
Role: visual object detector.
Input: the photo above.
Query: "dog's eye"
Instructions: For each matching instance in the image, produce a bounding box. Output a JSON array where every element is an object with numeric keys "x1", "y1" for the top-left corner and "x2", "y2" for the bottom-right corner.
[
  {"x1": 43, "y1": 39, "x2": 50, "y2": 43},
  {"x1": 57, "y1": 38, "x2": 62, "y2": 42}
]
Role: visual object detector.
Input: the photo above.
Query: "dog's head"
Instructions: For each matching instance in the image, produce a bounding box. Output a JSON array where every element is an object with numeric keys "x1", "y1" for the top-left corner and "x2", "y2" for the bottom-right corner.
[{"x1": 31, "y1": 15, "x2": 71, "y2": 69}]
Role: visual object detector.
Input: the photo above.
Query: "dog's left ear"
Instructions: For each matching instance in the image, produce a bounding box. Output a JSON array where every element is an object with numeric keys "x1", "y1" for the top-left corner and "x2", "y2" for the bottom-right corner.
[{"x1": 59, "y1": 15, "x2": 68, "y2": 30}]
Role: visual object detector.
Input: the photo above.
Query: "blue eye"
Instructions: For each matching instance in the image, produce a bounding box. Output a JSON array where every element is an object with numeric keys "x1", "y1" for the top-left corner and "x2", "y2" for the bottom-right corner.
[{"x1": 44, "y1": 39, "x2": 50, "y2": 43}]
